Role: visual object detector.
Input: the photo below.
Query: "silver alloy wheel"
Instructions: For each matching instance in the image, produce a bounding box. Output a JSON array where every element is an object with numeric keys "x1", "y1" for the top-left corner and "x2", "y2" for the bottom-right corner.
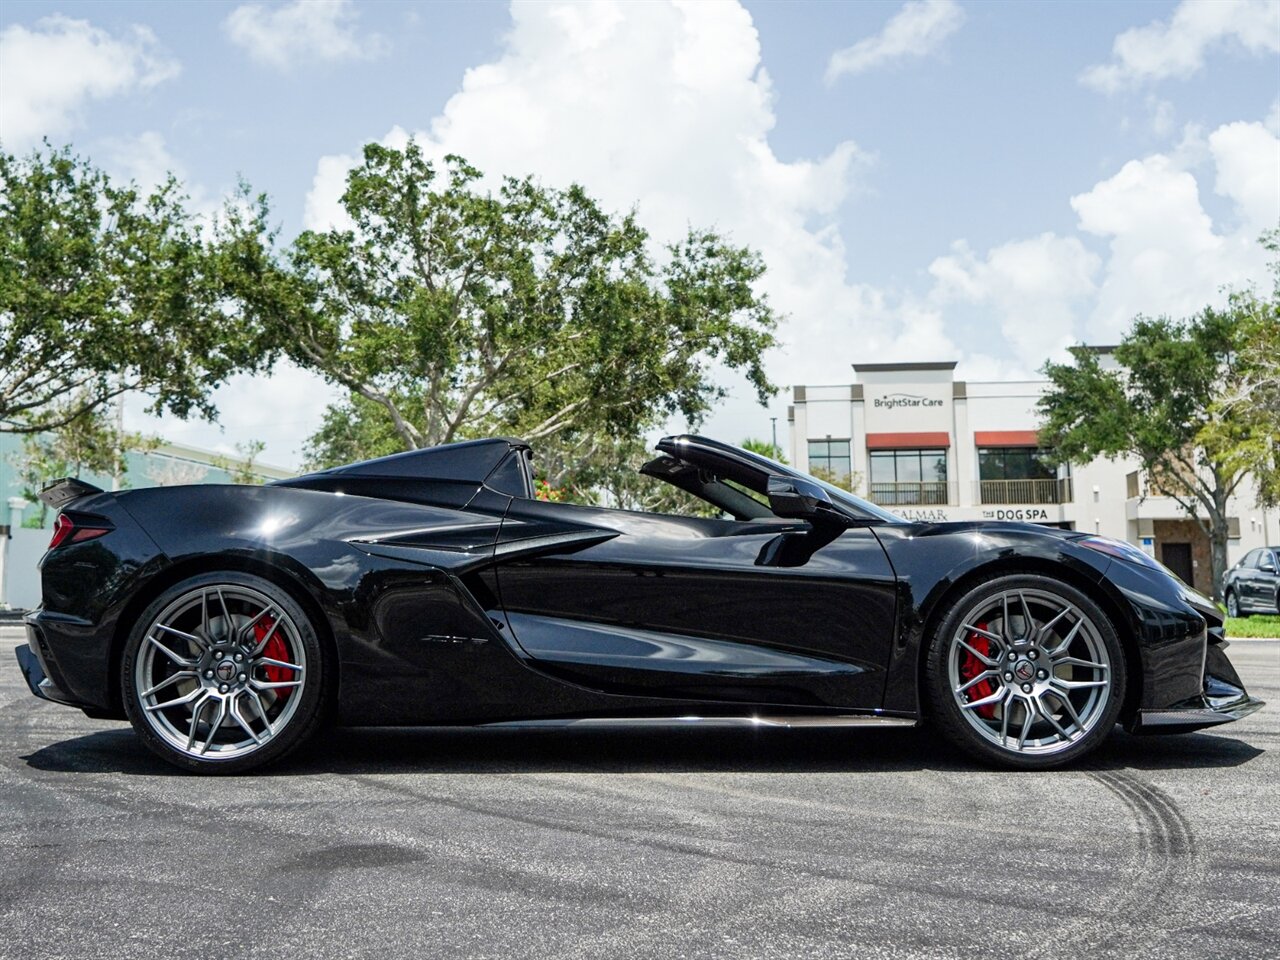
[
  {"x1": 947, "y1": 588, "x2": 1112, "y2": 756},
  {"x1": 134, "y1": 584, "x2": 307, "y2": 761},
  {"x1": 1227, "y1": 592, "x2": 1240, "y2": 618}
]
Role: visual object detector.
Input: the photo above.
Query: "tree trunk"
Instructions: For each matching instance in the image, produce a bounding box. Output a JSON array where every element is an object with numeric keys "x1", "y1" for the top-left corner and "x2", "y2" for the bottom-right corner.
[{"x1": 1208, "y1": 488, "x2": 1231, "y2": 603}]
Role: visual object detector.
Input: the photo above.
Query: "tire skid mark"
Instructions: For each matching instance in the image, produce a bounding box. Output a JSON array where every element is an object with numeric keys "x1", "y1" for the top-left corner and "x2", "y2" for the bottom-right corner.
[
  {"x1": 342, "y1": 772, "x2": 1073, "y2": 921},
  {"x1": 1027, "y1": 770, "x2": 1197, "y2": 958}
]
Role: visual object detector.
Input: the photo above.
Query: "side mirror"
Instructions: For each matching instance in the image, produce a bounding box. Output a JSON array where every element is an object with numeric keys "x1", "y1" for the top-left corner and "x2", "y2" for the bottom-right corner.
[
  {"x1": 1262, "y1": 559, "x2": 1277, "y2": 574},
  {"x1": 767, "y1": 475, "x2": 840, "y2": 523}
]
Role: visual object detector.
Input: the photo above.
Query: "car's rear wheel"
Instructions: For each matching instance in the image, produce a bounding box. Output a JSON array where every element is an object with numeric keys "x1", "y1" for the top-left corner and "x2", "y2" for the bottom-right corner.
[
  {"x1": 924, "y1": 574, "x2": 1125, "y2": 769},
  {"x1": 122, "y1": 572, "x2": 325, "y2": 774}
]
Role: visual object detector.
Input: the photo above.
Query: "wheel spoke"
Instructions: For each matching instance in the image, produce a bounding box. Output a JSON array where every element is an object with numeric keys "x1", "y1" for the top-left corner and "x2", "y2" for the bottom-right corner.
[
  {"x1": 1018, "y1": 591, "x2": 1035, "y2": 638},
  {"x1": 1001, "y1": 593, "x2": 1013, "y2": 641},
  {"x1": 961, "y1": 622, "x2": 1004, "y2": 645},
  {"x1": 1045, "y1": 618, "x2": 1084, "y2": 658},
  {"x1": 1052, "y1": 689, "x2": 1084, "y2": 731},
  {"x1": 249, "y1": 617, "x2": 282, "y2": 657},
  {"x1": 155, "y1": 621, "x2": 208, "y2": 649},
  {"x1": 238, "y1": 603, "x2": 278, "y2": 643},
  {"x1": 250, "y1": 678, "x2": 302, "y2": 691},
  {"x1": 216, "y1": 588, "x2": 233, "y2": 636},
  {"x1": 957, "y1": 637, "x2": 1000, "y2": 667},
  {"x1": 229, "y1": 695, "x2": 262, "y2": 745},
  {"x1": 1016, "y1": 699, "x2": 1035, "y2": 749},
  {"x1": 141, "y1": 671, "x2": 196, "y2": 698},
  {"x1": 246, "y1": 688, "x2": 275, "y2": 737},
  {"x1": 956, "y1": 670, "x2": 998, "y2": 695},
  {"x1": 148, "y1": 634, "x2": 197, "y2": 668},
  {"x1": 256, "y1": 657, "x2": 303, "y2": 673},
  {"x1": 199, "y1": 698, "x2": 228, "y2": 755},
  {"x1": 961, "y1": 686, "x2": 1007, "y2": 711},
  {"x1": 1036, "y1": 696, "x2": 1074, "y2": 741},
  {"x1": 144, "y1": 686, "x2": 204, "y2": 713},
  {"x1": 1000, "y1": 701, "x2": 1012, "y2": 743},
  {"x1": 1034, "y1": 605, "x2": 1071, "y2": 643},
  {"x1": 185, "y1": 692, "x2": 212, "y2": 750},
  {"x1": 200, "y1": 590, "x2": 212, "y2": 641},
  {"x1": 1050, "y1": 677, "x2": 1107, "y2": 691},
  {"x1": 1053, "y1": 656, "x2": 1109, "y2": 672}
]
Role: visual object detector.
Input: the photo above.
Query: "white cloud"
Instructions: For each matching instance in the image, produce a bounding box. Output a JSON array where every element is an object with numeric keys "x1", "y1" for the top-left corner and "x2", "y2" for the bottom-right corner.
[
  {"x1": 98, "y1": 130, "x2": 182, "y2": 195},
  {"x1": 1070, "y1": 122, "x2": 1278, "y2": 339},
  {"x1": 1081, "y1": 0, "x2": 1280, "y2": 93},
  {"x1": 304, "y1": 0, "x2": 909, "y2": 396},
  {"x1": 125, "y1": 361, "x2": 339, "y2": 472},
  {"x1": 924, "y1": 116, "x2": 1276, "y2": 369},
  {"x1": 928, "y1": 234, "x2": 1100, "y2": 370},
  {"x1": 297, "y1": 1, "x2": 1277, "y2": 459},
  {"x1": 0, "y1": 15, "x2": 178, "y2": 151},
  {"x1": 1208, "y1": 120, "x2": 1280, "y2": 232},
  {"x1": 825, "y1": 0, "x2": 965, "y2": 83},
  {"x1": 224, "y1": 0, "x2": 387, "y2": 71}
]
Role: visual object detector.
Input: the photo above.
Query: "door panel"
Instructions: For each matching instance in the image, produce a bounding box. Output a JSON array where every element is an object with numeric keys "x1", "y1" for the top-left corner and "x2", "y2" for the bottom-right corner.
[{"x1": 493, "y1": 500, "x2": 898, "y2": 709}]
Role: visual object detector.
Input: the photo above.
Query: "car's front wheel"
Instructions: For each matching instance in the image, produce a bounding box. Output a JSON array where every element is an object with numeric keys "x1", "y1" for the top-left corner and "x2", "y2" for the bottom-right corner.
[
  {"x1": 1225, "y1": 590, "x2": 1245, "y2": 619},
  {"x1": 121, "y1": 572, "x2": 326, "y2": 774},
  {"x1": 924, "y1": 574, "x2": 1126, "y2": 769}
]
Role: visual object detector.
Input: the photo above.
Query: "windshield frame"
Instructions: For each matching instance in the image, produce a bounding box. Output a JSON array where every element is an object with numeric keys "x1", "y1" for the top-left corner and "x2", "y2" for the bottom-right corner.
[{"x1": 654, "y1": 436, "x2": 905, "y2": 524}]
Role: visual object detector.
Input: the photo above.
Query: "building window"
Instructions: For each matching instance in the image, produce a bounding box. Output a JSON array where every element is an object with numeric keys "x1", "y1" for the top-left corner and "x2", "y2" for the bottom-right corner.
[
  {"x1": 978, "y1": 447, "x2": 1066, "y2": 504},
  {"x1": 868, "y1": 449, "x2": 949, "y2": 505},
  {"x1": 808, "y1": 440, "x2": 851, "y2": 481}
]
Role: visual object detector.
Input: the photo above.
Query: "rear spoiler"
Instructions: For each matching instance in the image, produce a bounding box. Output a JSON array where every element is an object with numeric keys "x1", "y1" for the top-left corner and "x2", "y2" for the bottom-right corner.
[{"x1": 38, "y1": 477, "x2": 106, "y2": 509}]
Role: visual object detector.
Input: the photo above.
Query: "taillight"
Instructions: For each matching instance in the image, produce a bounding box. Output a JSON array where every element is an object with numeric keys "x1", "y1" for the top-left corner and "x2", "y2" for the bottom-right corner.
[{"x1": 48, "y1": 513, "x2": 111, "y2": 550}]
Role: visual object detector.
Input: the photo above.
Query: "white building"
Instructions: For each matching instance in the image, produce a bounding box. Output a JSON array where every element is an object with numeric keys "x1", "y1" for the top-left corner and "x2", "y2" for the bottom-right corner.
[{"x1": 788, "y1": 359, "x2": 1279, "y2": 597}]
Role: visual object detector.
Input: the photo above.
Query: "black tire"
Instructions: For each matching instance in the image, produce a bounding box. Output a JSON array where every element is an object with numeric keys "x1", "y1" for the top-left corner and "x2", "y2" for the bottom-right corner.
[
  {"x1": 122, "y1": 571, "x2": 327, "y2": 774},
  {"x1": 1225, "y1": 590, "x2": 1247, "y2": 619},
  {"x1": 924, "y1": 573, "x2": 1126, "y2": 770}
]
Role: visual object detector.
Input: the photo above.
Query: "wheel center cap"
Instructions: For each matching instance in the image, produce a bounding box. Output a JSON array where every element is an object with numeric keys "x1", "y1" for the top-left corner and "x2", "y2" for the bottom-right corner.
[
  {"x1": 1013, "y1": 660, "x2": 1036, "y2": 683},
  {"x1": 215, "y1": 660, "x2": 237, "y2": 683}
]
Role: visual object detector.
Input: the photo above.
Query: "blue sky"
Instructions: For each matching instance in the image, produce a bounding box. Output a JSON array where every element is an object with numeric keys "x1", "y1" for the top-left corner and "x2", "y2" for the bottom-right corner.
[{"x1": 2, "y1": 0, "x2": 1277, "y2": 468}]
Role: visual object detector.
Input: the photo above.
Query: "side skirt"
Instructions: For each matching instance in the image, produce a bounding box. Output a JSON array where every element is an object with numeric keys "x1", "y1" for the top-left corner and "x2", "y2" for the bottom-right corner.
[{"x1": 475, "y1": 714, "x2": 918, "y2": 730}]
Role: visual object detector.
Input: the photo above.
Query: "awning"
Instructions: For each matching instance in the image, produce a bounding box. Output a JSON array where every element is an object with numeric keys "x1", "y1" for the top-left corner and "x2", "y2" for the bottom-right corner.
[
  {"x1": 974, "y1": 430, "x2": 1040, "y2": 447},
  {"x1": 865, "y1": 432, "x2": 951, "y2": 449}
]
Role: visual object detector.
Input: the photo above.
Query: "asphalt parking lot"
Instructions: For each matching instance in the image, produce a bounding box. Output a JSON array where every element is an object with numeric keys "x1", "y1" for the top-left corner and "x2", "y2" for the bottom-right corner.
[{"x1": 1, "y1": 625, "x2": 1276, "y2": 960}]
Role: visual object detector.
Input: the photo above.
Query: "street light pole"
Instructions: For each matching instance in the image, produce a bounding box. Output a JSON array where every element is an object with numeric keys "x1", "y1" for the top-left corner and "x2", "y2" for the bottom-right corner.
[{"x1": 770, "y1": 417, "x2": 778, "y2": 458}]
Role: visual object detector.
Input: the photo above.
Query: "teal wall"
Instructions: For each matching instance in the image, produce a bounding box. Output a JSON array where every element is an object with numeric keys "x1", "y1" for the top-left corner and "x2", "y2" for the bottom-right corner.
[{"x1": 0, "y1": 432, "x2": 288, "y2": 530}]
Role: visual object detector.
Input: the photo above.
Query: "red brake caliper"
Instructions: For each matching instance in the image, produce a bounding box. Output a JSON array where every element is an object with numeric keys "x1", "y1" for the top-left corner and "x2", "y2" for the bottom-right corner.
[
  {"x1": 958, "y1": 622, "x2": 997, "y2": 719},
  {"x1": 253, "y1": 616, "x2": 291, "y2": 701}
]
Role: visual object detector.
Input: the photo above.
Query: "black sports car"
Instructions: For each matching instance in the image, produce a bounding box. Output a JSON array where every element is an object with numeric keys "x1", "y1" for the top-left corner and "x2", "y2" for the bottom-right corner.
[
  {"x1": 17, "y1": 435, "x2": 1263, "y2": 773},
  {"x1": 1223, "y1": 546, "x2": 1280, "y2": 618}
]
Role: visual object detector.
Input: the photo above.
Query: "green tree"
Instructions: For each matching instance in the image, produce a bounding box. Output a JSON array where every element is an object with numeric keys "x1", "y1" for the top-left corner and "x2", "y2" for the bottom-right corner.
[
  {"x1": 1215, "y1": 232, "x2": 1280, "y2": 507},
  {"x1": 278, "y1": 143, "x2": 777, "y2": 478},
  {"x1": 0, "y1": 144, "x2": 276, "y2": 434},
  {"x1": 1039, "y1": 305, "x2": 1265, "y2": 600},
  {"x1": 741, "y1": 437, "x2": 786, "y2": 464},
  {"x1": 212, "y1": 439, "x2": 269, "y2": 485}
]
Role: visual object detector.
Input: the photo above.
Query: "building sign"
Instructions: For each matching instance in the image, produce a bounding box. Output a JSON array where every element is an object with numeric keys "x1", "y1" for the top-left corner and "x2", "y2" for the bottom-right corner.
[
  {"x1": 896, "y1": 508, "x2": 952, "y2": 522},
  {"x1": 981, "y1": 507, "x2": 1051, "y2": 522},
  {"x1": 872, "y1": 393, "x2": 944, "y2": 410},
  {"x1": 893, "y1": 505, "x2": 1061, "y2": 524}
]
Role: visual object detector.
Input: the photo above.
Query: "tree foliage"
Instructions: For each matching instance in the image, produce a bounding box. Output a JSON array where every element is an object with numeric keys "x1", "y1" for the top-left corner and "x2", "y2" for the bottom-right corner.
[
  {"x1": 1215, "y1": 230, "x2": 1280, "y2": 507},
  {"x1": 11, "y1": 400, "x2": 158, "y2": 526},
  {"x1": 212, "y1": 439, "x2": 269, "y2": 485},
  {"x1": 1038, "y1": 300, "x2": 1270, "y2": 599},
  {"x1": 281, "y1": 143, "x2": 778, "y2": 481},
  {"x1": 0, "y1": 145, "x2": 276, "y2": 434}
]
